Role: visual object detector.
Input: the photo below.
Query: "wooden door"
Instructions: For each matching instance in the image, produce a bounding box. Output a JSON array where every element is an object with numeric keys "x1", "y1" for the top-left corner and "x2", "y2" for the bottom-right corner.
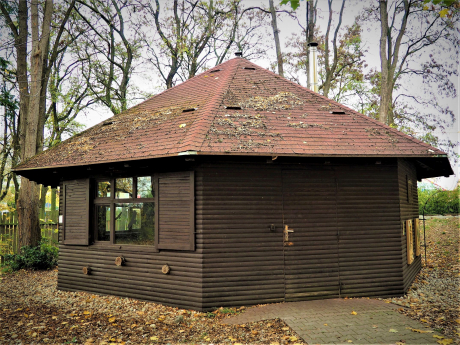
[{"x1": 282, "y1": 168, "x2": 340, "y2": 301}]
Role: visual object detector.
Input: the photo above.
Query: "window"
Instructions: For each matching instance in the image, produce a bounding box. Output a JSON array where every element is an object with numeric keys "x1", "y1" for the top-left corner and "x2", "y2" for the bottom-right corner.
[
  {"x1": 94, "y1": 177, "x2": 155, "y2": 246},
  {"x1": 90, "y1": 172, "x2": 194, "y2": 250},
  {"x1": 406, "y1": 175, "x2": 413, "y2": 203}
]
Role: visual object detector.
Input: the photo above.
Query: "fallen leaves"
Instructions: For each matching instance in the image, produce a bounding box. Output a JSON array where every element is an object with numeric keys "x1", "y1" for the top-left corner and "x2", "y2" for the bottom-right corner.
[
  {"x1": 0, "y1": 273, "x2": 306, "y2": 344},
  {"x1": 406, "y1": 326, "x2": 434, "y2": 333},
  {"x1": 389, "y1": 329, "x2": 398, "y2": 333},
  {"x1": 350, "y1": 311, "x2": 357, "y2": 315},
  {"x1": 384, "y1": 217, "x2": 459, "y2": 343}
]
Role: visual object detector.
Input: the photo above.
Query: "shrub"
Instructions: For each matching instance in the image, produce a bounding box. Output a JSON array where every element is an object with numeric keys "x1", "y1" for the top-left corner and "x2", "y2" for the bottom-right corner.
[
  {"x1": 418, "y1": 186, "x2": 459, "y2": 215},
  {"x1": 2, "y1": 240, "x2": 58, "y2": 271}
]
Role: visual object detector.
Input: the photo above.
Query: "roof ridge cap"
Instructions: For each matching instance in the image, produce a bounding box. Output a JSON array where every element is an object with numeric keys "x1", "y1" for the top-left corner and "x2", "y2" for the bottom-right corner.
[{"x1": 178, "y1": 59, "x2": 241, "y2": 151}]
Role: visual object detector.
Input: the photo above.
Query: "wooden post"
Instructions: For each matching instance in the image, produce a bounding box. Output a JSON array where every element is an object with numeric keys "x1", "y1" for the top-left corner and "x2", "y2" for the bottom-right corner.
[
  {"x1": 406, "y1": 219, "x2": 414, "y2": 265},
  {"x1": 414, "y1": 218, "x2": 420, "y2": 257}
]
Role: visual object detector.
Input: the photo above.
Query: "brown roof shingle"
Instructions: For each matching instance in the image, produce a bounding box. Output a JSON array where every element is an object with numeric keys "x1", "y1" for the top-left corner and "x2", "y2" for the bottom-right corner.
[{"x1": 15, "y1": 57, "x2": 447, "y2": 171}]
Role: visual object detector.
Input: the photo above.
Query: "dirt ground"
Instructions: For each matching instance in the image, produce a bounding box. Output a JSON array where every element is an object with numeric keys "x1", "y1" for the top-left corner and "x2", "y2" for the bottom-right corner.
[{"x1": 0, "y1": 217, "x2": 458, "y2": 344}]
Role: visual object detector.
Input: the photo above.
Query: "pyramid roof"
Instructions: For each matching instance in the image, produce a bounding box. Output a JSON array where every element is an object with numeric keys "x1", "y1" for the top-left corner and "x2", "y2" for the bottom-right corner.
[{"x1": 14, "y1": 57, "x2": 452, "y2": 178}]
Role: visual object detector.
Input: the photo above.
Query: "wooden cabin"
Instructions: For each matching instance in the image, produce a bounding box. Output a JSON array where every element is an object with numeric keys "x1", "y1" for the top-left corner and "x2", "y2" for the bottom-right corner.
[{"x1": 14, "y1": 57, "x2": 453, "y2": 311}]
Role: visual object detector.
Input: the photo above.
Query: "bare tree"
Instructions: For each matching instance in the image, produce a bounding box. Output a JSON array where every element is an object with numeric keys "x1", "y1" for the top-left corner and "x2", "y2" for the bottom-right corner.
[
  {"x1": 0, "y1": 0, "x2": 76, "y2": 247},
  {"x1": 73, "y1": 0, "x2": 138, "y2": 115},
  {"x1": 269, "y1": 0, "x2": 284, "y2": 77},
  {"x1": 376, "y1": 0, "x2": 458, "y2": 126},
  {"x1": 322, "y1": 0, "x2": 346, "y2": 97}
]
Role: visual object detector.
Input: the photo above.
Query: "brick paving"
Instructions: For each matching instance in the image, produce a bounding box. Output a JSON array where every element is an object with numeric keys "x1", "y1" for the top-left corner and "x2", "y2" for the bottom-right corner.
[{"x1": 222, "y1": 299, "x2": 440, "y2": 344}]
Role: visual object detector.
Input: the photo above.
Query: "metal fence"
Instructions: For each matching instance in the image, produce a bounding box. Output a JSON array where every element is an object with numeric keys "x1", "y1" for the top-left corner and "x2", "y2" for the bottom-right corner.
[{"x1": 0, "y1": 211, "x2": 59, "y2": 259}]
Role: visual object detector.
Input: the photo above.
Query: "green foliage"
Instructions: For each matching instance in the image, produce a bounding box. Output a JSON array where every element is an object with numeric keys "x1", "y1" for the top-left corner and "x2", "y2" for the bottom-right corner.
[
  {"x1": 418, "y1": 187, "x2": 459, "y2": 215},
  {"x1": 280, "y1": 0, "x2": 300, "y2": 10},
  {"x1": 219, "y1": 307, "x2": 237, "y2": 314},
  {"x1": 2, "y1": 240, "x2": 58, "y2": 271}
]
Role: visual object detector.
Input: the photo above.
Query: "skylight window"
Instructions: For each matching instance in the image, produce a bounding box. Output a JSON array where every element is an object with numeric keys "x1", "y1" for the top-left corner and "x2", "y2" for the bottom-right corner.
[
  {"x1": 243, "y1": 67, "x2": 255, "y2": 70},
  {"x1": 225, "y1": 106, "x2": 242, "y2": 110}
]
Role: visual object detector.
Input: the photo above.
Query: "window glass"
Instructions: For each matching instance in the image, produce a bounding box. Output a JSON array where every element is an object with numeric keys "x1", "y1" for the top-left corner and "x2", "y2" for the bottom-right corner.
[
  {"x1": 137, "y1": 176, "x2": 154, "y2": 198},
  {"x1": 114, "y1": 203, "x2": 154, "y2": 245},
  {"x1": 115, "y1": 178, "x2": 133, "y2": 199},
  {"x1": 97, "y1": 181, "x2": 111, "y2": 198},
  {"x1": 96, "y1": 205, "x2": 110, "y2": 241}
]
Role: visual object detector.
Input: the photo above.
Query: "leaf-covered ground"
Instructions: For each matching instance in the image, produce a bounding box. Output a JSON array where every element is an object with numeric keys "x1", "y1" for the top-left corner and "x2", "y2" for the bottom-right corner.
[
  {"x1": 0, "y1": 217, "x2": 458, "y2": 344},
  {"x1": 0, "y1": 274, "x2": 305, "y2": 344},
  {"x1": 384, "y1": 217, "x2": 460, "y2": 344}
]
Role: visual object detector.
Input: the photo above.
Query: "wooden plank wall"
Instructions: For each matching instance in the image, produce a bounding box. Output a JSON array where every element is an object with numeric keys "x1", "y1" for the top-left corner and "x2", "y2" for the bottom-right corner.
[
  {"x1": 398, "y1": 159, "x2": 422, "y2": 290},
  {"x1": 336, "y1": 165, "x2": 404, "y2": 297},
  {"x1": 56, "y1": 158, "x2": 410, "y2": 311},
  {"x1": 196, "y1": 163, "x2": 285, "y2": 309},
  {"x1": 199, "y1": 160, "x2": 405, "y2": 309},
  {"x1": 57, "y1": 247, "x2": 203, "y2": 309}
]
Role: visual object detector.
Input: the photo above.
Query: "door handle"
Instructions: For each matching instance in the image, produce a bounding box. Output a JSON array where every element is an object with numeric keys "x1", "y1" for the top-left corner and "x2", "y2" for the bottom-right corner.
[{"x1": 284, "y1": 225, "x2": 294, "y2": 242}]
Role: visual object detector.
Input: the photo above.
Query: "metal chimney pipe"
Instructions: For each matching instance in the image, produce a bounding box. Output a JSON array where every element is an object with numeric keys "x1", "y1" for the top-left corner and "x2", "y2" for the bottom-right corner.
[{"x1": 308, "y1": 42, "x2": 318, "y2": 92}]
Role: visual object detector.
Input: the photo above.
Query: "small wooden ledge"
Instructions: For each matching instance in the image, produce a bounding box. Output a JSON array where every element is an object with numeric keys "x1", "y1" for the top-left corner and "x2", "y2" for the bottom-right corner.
[{"x1": 115, "y1": 256, "x2": 125, "y2": 266}]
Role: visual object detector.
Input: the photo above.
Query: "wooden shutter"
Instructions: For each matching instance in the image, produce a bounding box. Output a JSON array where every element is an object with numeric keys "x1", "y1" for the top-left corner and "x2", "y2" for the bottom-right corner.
[
  {"x1": 62, "y1": 179, "x2": 90, "y2": 245},
  {"x1": 155, "y1": 171, "x2": 194, "y2": 251},
  {"x1": 414, "y1": 218, "x2": 421, "y2": 256},
  {"x1": 406, "y1": 219, "x2": 414, "y2": 264}
]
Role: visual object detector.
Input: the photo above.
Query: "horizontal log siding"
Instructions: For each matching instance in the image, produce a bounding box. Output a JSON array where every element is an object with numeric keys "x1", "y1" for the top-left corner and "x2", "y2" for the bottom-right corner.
[
  {"x1": 57, "y1": 175, "x2": 204, "y2": 310},
  {"x1": 282, "y1": 168, "x2": 340, "y2": 301},
  {"x1": 199, "y1": 161, "x2": 405, "y2": 309},
  {"x1": 336, "y1": 165, "x2": 404, "y2": 298},
  {"x1": 398, "y1": 159, "x2": 421, "y2": 290},
  {"x1": 57, "y1": 247, "x2": 203, "y2": 309},
  {"x1": 197, "y1": 164, "x2": 285, "y2": 309}
]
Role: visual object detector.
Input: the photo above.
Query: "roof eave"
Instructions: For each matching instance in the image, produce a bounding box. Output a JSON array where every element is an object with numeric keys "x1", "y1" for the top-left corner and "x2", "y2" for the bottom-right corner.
[{"x1": 13, "y1": 150, "x2": 450, "y2": 172}]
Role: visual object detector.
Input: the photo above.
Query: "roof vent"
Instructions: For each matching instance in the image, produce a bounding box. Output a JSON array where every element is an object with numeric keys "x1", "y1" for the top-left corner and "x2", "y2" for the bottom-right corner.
[
  {"x1": 210, "y1": 69, "x2": 221, "y2": 73},
  {"x1": 243, "y1": 67, "x2": 255, "y2": 70},
  {"x1": 330, "y1": 110, "x2": 345, "y2": 114},
  {"x1": 225, "y1": 106, "x2": 242, "y2": 110},
  {"x1": 102, "y1": 121, "x2": 114, "y2": 126},
  {"x1": 182, "y1": 108, "x2": 197, "y2": 113},
  {"x1": 235, "y1": 52, "x2": 243, "y2": 57}
]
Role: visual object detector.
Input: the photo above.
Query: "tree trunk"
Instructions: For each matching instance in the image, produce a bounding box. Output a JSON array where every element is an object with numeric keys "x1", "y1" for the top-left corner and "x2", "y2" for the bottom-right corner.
[
  {"x1": 379, "y1": 0, "x2": 390, "y2": 125},
  {"x1": 16, "y1": 0, "x2": 30, "y2": 160},
  {"x1": 17, "y1": 0, "x2": 54, "y2": 248},
  {"x1": 269, "y1": 0, "x2": 283, "y2": 77}
]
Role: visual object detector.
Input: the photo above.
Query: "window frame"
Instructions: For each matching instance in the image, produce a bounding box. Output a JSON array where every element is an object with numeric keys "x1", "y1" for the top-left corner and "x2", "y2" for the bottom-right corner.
[{"x1": 93, "y1": 176, "x2": 156, "y2": 250}]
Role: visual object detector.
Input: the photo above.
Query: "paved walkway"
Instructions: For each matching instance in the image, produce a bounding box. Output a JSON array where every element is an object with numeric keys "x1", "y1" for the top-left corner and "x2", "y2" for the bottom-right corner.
[{"x1": 223, "y1": 299, "x2": 440, "y2": 344}]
